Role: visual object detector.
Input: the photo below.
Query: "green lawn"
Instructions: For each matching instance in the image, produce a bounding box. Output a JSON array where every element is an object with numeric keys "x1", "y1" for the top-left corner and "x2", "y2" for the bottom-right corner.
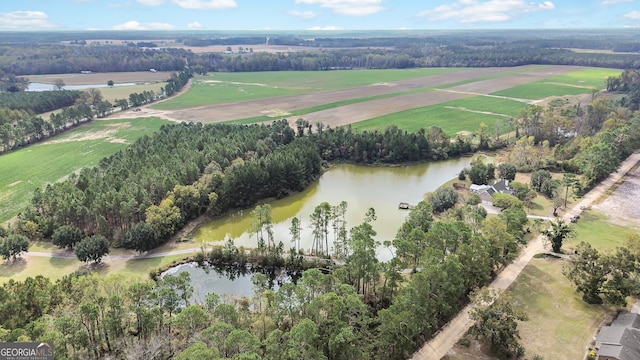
[
  {"x1": 491, "y1": 68, "x2": 621, "y2": 100},
  {"x1": 0, "y1": 253, "x2": 190, "y2": 284},
  {"x1": 510, "y1": 258, "x2": 612, "y2": 360},
  {"x1": 351, "y1": 96, "x2": 528, "y2": 135},
  {"x1": 152, "y1": 68, "x2": 465, "y2": 110},
  {"x1": 564, "y1": 210, "x2": 636, "y2": 252},
  {"x1": 0, "y1": 117, "x2": 170, "y2": 223}
]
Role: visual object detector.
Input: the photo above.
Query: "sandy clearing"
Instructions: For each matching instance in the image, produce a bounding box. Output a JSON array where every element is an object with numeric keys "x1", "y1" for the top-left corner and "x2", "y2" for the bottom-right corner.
[
  {"x1": 41, "y1": 123, "x2": 132, "y2": 144},
  {"x1": 593, "y1": 167, "x2": 640, "y2": 228}
]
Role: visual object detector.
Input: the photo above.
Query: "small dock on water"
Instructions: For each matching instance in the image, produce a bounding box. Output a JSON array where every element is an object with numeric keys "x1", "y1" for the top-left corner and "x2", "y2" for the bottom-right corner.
[{"x1": 398, "y1": 202, "x2": 413, "y2": 210}]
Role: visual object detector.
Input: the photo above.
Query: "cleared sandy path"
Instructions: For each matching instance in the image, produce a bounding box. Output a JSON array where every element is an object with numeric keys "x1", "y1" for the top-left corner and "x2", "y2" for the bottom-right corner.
[
  {"x1": 166, "y1": 65, "x2": 582, "y2": 126},
  {"x1": 410, "y1": 152, "x2": 640, "y2": 360}
]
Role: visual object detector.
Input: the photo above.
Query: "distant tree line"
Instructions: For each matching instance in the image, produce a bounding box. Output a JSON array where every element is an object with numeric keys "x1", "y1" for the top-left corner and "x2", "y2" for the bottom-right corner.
[
  {"x1": 0, "y1": 90, "x2": 81, "y2": 113},
  {"x1": 2, "y1": 34, "x2": 640, "y2": 78},
  {"x1": 0, "y1": 45, "x2": 188, "y2": 75}
]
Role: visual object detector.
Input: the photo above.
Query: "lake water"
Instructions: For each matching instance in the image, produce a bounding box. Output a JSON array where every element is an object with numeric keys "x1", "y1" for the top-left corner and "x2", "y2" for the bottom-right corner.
[
  {"x1": 194, "y1": 157, "x2": 484, "y2": 262},
  {"x1": 26, "y1": 82, "x2": 137, "y2": 91},
  {"x1": 162, "y1": 262, "x2": 292, "y2": 303}
]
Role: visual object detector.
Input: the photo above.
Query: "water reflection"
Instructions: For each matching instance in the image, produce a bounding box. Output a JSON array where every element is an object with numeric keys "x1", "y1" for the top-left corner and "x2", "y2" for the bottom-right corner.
[
  {"x1": 194, "y1": 157, "x2": 484, "y2": 262},
  {"x1": 162, "y1": 262, "x2": 298, "y2": 303},
  {"x1": 27, "y1": 82, "x2": 137, "y2": 91}
]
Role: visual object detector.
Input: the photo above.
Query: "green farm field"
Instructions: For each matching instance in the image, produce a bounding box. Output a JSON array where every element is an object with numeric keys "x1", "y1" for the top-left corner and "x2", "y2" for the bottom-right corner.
[
  {"x1": 151, "y1": 68, "x2": 465, "y2": 110},
  {"x1": 351, "y1": 96, "x2": 527, "y2": 134},
  {"x1": 0, "y1": 117, "x2": 170, "y2": 223},
  {"x1": 491, "y1": 67, "x2": 620, "y2": 100},
  {"x1": 100, "y1": 83, "x2": 165, "y2": 103}
]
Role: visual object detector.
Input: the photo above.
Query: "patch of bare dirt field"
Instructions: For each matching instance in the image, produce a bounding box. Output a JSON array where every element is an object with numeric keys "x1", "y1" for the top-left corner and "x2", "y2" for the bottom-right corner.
[
  {"x1": 166, "y1": 65, "x2": 583, "y2": 127},
  {"x1": 592, "y1": 163, "x2": 640, "y2": 228},
  {"x1": 41, "y1": 122, "x2": 132, "y2": 144},
  {"x1": 26, "y1": 71, "x2": 171, "y2": 85}
]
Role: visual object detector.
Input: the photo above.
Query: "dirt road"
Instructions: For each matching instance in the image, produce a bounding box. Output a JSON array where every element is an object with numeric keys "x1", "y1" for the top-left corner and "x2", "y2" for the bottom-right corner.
[{"x1": 410, "y1": 152, "x2": 640, "y2": 360}]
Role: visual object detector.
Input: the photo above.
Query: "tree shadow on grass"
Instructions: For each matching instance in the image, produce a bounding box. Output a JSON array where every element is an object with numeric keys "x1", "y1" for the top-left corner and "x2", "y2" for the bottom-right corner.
[
  {"x1": 81, "y1": 261, "x2": 110, "y2": 275},
  {"x1": 48, "y1": 256, "x2": 77, "y2": 269},
  {"x1": 0, "y1": 258, "x2": 27, "y2": 277},
  {"x1": 527, "y1": 201, "x2": 545, "y2": 213},
  {"x1": 124, "y1": 256, "x2": 162, "y2": 275}
]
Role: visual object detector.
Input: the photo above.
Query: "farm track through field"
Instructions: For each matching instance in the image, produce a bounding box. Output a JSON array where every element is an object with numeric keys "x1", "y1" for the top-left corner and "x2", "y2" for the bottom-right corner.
[
  {"x1": 105, "y1": 65, "x2": 584, "y2": 127},
  {"x1": 133, "y1": 65, "x2": 583, "y2": 127}
]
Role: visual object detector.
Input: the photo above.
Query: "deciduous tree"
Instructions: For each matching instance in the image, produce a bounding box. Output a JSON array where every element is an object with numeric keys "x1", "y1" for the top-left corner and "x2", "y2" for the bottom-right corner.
[
  {"x1": 469, "y1": 288, "x2": 527, "y2": 359},
  {"x1": 75, "y1": 235, "x2": 110, "y2": 263},
  {"x1": 0, "y1": 234, "x2": 29, "y2": 261},
  {"x1": 51, "y1": 225, "x2": 83, "y2": 249}
]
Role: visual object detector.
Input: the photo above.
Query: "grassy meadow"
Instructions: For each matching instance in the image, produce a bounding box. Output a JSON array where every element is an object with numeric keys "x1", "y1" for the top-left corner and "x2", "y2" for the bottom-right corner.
[
  {"x1": 151, "y1": 68, "x2": 465, "y2": 110},
  {"x1": 0, "y1": 117, "x2": 169, "y2": 223}
]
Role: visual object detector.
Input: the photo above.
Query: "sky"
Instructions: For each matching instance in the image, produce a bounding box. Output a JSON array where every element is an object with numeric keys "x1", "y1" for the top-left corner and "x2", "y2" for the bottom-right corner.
[{"x1": 0, "y1": 0, "x2": 639, "y2": 31}]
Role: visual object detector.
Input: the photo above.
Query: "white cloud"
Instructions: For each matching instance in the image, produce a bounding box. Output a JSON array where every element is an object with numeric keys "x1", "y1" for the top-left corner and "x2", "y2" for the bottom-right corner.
[
  {"x1": 172, "y1": 0, "x2": 236, "y2": 9},
  {"x1": 137, "y1": 0, "x2": 164, "y2": 5},
  {"x1": 419, "y1": 0, "x2": 555, "y2": 24},
  {"x1": 602, "y1": 0, "x2": 633, "y2": 4},
  {"x1": 188, "y1": 21, "x2": 204, "y2": 29},
  {"x1": 307, "y1": 25, "x2": 344, "y2": 30},
  {"x1": 623, "y1": 10, "x2": 640, "y2": 20},
  {"x1": 295, "y1": 0, "x2": 385, "y2": 16},
  {"x1": 113, "y1": 20, "x2": 176, "y2": 30},
  {"x1": 288, "y1": 10, "x2": 318, "y2": 19},
  {"x1": 0, "y1": 11, "x2": 57, "y2": 30}
]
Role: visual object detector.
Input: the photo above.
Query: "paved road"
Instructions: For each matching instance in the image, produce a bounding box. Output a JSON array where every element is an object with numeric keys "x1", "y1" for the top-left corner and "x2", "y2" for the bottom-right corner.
[{"x1": 410, "y1": 152, "x2": 640, "y2": 360}]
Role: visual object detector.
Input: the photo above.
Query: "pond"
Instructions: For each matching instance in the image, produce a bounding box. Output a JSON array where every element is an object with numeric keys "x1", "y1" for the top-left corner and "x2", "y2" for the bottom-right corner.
[
  {"x1": 26, "y1": 82, "x2": 137, "y2": 91},
  {"x1": 162, "y1": 262, "x2": 294, "y2": 303},
  {"x1": 194, "y1": 156, "x2": 485, "y2": 262}
]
